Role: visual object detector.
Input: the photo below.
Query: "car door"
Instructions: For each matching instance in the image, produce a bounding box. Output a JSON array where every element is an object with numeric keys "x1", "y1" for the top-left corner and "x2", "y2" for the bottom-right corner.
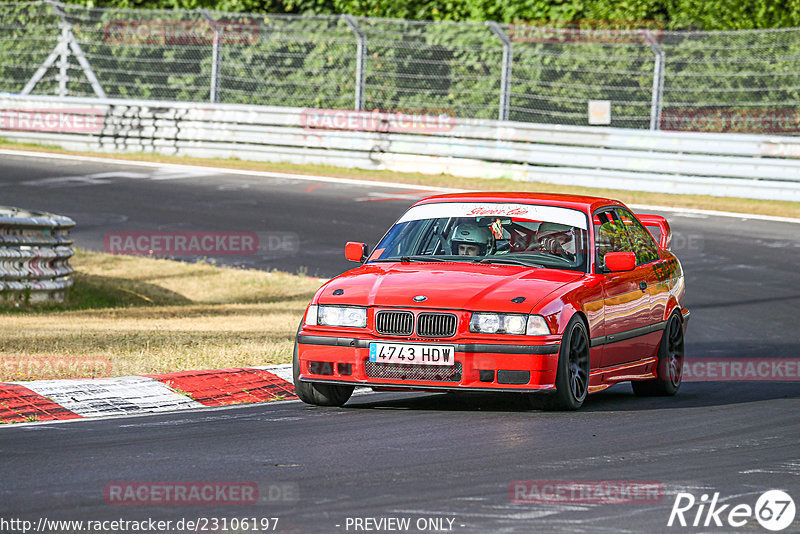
[
  {"x1": 595, "y1": 208, "x2": 661, "y2": 368},
  {"x1": 616, "y1": 208, "x2": 668, "y2": 327}
]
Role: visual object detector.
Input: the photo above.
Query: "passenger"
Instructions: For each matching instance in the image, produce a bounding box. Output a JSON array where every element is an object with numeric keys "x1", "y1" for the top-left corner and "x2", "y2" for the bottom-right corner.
[{"x1": 536, "y1": 222, "x2": 576, "y2": 259}]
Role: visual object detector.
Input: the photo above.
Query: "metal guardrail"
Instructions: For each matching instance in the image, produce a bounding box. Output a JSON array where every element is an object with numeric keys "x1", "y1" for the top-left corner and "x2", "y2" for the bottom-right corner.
[
  {"x1": 0, "y1": 206, "x2": 75, "y2": 303},
  {"x1": 1, "y1": 94, "x2": 800, "y2": 201}
]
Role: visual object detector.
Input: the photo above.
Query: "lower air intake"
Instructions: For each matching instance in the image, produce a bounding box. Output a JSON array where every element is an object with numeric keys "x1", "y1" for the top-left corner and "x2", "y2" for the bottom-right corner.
[
  {"x1": 497, "y1": 370, "x2": 530, "y2": 385},
  {"x1": 365, "y1": 360, "x2": 462, "y2": 382}
]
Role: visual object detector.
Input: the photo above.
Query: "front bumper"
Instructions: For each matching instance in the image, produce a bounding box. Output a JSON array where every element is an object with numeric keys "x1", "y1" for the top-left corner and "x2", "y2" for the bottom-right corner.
[{"x1": 296, "y1": 333, "x2": 561, "y2": 392}]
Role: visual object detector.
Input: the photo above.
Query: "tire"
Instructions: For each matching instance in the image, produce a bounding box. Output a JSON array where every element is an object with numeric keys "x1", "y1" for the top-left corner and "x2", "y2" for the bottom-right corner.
[
  {"x1": 292, "y1": 340, "x2": 354, "y2": 406},
  {"x1": 528, "y1": 315, "x2": 590, "y2": 411},
  {"x1": 632, "y1": 313, "x2": 684, "y2": 397}
]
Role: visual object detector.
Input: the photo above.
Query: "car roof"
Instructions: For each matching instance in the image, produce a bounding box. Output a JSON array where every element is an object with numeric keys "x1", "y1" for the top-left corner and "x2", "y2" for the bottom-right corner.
[{"x1": 412, "y1": 192, "x2": 623, "y2": 213}]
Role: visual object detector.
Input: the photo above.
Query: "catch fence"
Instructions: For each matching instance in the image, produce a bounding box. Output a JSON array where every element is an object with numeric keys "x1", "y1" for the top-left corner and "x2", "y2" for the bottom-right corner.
[{"x1": 2, "y1": 1, "x2": 799, "y2": 132}]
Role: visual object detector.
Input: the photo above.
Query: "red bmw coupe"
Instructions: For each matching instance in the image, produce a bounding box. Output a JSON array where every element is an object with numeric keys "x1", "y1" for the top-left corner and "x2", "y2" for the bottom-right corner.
[{"x1": 294, "y1": 192, "x2": 689, "y2": 410}]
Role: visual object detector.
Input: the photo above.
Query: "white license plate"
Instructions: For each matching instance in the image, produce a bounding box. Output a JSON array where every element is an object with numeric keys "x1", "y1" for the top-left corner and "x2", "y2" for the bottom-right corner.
[{"x1": 369, "y1": 343, "x2": 455, "y2": 366}]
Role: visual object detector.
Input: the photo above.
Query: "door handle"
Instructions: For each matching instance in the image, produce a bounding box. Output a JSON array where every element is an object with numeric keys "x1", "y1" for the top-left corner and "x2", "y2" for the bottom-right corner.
[{"x1": 639, "y1": 281, "x2": 648, "y2": 291}]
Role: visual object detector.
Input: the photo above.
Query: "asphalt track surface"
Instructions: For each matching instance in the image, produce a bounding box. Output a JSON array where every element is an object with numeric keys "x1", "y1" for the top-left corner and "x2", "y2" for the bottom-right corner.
[{"x1": 1, "y1": 151, "x2": 799, "y2": 533}]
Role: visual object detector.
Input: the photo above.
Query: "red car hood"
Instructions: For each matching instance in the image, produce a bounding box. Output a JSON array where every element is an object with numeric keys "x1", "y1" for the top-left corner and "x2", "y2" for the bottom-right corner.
[{"x1": 317, "y1": 262, "x2": 583, "y2": 312}]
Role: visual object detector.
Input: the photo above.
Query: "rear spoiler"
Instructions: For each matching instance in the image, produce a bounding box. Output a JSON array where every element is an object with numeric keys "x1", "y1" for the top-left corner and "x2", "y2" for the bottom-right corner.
[{"x1": 636, "y1": 214, "x2": 672, "y2": 250}]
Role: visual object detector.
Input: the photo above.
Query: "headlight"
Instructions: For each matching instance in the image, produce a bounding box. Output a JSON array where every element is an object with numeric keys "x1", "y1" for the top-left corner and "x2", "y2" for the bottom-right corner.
[
  {"x1": 472, "y1": 313, "x2": 502, "y2": 333},
  {"x1": 470, "y1": 313, "x2": 550, "y2": 335},
  {"x1": 316, "y1": 305, "x2": 367, "y2": 328}
]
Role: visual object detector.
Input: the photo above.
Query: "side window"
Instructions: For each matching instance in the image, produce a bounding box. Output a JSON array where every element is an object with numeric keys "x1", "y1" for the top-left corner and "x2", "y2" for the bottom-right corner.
[
  {"x1": 595, "y1": 210, "x2": 632, "y2": 266},
  {"x1": 616, "y1": 209, "x2": 659, "y2": 265},
  {"x1": 378, "y1": 221, "x2": 425, "y2": 257}
]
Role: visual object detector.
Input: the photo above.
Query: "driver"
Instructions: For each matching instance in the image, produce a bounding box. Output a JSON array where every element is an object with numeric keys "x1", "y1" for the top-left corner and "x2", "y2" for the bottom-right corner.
[
  {"x1": 451, "y1": 223, "x2": 491, "y2": 256},
  {"x1": 536, "y1": 222, "x2": 576, "y2": 259}
]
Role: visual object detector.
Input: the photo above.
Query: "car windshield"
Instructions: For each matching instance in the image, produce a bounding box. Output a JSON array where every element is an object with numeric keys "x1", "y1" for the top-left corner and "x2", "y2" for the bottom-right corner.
[{"x1": 369, "y1": 202, "x2": 589, "y2": 272}]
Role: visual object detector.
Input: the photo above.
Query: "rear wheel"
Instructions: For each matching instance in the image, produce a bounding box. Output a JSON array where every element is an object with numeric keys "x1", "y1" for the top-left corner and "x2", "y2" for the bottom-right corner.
[
  {"x1": 632, "y1": 313, "x2": 684, "y2": 396},
  {"x1": 528, "y1": 316, "x2": 590, "y2": 411},
  {"x1": 292, "y1": 341, "x2": 354, "y2": 406}
]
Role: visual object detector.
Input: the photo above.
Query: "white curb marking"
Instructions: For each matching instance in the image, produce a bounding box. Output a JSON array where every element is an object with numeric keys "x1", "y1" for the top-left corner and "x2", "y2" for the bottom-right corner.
[
  {"x1": 16, "y1": 376, "x2": 203, "y2": 417},
  {"x1": 258, "y1": 364, "x2": 293, "y2": 384}
]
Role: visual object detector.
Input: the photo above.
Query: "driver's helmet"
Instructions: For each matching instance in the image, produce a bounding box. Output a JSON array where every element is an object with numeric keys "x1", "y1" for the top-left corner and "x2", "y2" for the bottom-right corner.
[
  {"x1": 451, "y1": 223, "x2": 491, "y2": 256},
  {"x1": 536, "y1": 222, "x2": 576, "y2": 256}
]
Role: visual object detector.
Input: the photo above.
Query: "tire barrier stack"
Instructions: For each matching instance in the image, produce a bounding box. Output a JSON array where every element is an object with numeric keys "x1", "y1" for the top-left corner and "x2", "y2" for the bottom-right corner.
[{"x1": 0, "y1": 207, "x2": 75, "y2": 304}]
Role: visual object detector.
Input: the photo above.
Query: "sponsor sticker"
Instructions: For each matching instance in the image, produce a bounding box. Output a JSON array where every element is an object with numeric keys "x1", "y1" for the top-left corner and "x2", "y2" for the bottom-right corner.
[{"x1": 397, "y1": 202, "x2": 588, "y2": 230}]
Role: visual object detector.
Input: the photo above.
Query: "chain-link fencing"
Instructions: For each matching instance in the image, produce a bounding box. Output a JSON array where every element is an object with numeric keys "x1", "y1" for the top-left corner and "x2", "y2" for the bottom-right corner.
[{"x1": 1, "y1": 1, "x2": 799, "y2": 133}]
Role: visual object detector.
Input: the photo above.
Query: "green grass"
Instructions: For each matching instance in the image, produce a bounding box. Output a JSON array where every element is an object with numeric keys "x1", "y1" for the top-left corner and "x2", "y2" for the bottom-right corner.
[{"x1": 0, "y1": 249, "x2": 324, "y2": 380}]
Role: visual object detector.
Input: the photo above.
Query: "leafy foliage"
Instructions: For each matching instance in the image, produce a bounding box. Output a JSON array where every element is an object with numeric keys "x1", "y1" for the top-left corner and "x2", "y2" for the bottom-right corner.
[{"x1": 47, "y1": 0, "x2": 800, "y2": 30}]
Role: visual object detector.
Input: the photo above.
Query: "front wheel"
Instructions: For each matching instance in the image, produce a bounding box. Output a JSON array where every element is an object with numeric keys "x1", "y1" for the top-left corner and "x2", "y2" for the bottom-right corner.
[
  {"x1": 632, "y1": 313, "x2": 684, "y2": 396},
  {"x1": 528, "y1": 316, "x2": 590, "y2": 411},
  {"x1": 292, "y1": 341, "x2": 354, "y2": 406}
]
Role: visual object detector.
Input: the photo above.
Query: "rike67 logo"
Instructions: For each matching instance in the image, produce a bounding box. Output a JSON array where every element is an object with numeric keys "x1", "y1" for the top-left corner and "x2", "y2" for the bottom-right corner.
[{"x1": 668, "y1": 490, "x2": 796, "y2": 531}]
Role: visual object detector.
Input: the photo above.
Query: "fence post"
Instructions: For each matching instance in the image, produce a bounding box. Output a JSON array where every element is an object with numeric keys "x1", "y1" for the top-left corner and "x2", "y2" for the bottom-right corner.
[
  {"x1": 343, "y1": 15, "x2": 366, "y2": 111},
  {"x1": 487, "y1": 21, "x2": 512, "y2": 122},
  {"x1": 201, "y1": 9, "x2": 220, "y2": 103},
  {"x1": 43, "y1": 1, "x2": 106, "y2": 98},
  {"x1": 645, "y1": 30, "x2": 665, "y2": 130},
  {"x1": 57, "y1": 27, "x2": 69, "y2": 96}
]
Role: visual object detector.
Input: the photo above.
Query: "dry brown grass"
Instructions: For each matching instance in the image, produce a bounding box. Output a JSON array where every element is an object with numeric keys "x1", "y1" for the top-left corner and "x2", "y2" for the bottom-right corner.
[
  {"x1": 1, "y1": 140, "x2": 798, "y2": 218},
  {"x1": 0, "y1": 250, "x2": 323, "y2": 380}
]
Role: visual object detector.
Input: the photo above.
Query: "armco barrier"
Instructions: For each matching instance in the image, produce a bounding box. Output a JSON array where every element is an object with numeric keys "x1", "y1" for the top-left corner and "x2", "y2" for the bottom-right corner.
[
  {"x1": 2, "y1": 94, "x2": 800, "y2": 201},
  {"x1": 0, "y1": 206, "x2": 75, "y2": 303}
]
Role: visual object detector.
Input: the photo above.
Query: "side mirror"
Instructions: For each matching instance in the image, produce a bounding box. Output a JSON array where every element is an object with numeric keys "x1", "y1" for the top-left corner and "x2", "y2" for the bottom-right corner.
[
  {"x1": 345, "y1": 241, "x2": 368, "y2": 262},
  {"x1": 604, "y1": 251, "x2": 636, "y2": 272}
]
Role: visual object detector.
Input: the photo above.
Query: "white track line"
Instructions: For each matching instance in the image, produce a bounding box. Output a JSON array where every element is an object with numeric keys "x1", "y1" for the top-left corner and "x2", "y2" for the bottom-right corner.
[
  {"x1": 3, "y1": 148, "x2": 798, "y2": 224},
  {"x1": 0, "y1": 149, "x2": 457, "y2": 192},
  {"x1": 628, "y1": 203, "x2": 800, "y2": 224}
]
